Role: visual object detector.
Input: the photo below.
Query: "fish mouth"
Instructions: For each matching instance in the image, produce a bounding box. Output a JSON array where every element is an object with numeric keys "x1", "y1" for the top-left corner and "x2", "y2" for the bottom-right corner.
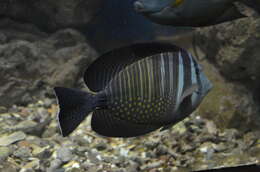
[{"x1": 133, "y1": 1, "x2": 162, "y2": 14}]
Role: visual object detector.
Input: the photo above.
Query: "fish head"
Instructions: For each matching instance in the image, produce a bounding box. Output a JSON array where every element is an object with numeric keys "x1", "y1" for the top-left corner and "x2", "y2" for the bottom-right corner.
[
  {"x1": 197, "y1": 67, "x2": 213, "y2": 104},
  {"x1": 134, "y1": 0, "x2": 184, "y2": 25}
]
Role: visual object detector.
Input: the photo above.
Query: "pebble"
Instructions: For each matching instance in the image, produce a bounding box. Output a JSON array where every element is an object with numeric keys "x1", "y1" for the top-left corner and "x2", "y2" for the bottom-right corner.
[
  {"x1": 0, "y1": 131, "x2": 26, "y2": 146},
  {"x1": 0, "y1": 98, "x2": 259, "y2": 171},
  {"x1": 23, "y1": 158, "x2": 40, "y2": 169},
  {"x1": 47, "y1": 159, "x2": 63, "y2": 172},
  {"x1": 0, "y1": 146, "x2": 11, "y2": 162},
  {"x1": 57, "y1": 147, "x2": 74, "y2": 162},
  {"x1": 13, "y1": 147, "x2": 32, "y2": 159},
  {"x1": 140, "y1": 160, "x2": 164, "y2": 171},
  {"x1": 94, "y1": 141, "x2": 107, "y2": 151},
  {"x1": 205, "y1": 120, "x2": 218, "y2": 135}
]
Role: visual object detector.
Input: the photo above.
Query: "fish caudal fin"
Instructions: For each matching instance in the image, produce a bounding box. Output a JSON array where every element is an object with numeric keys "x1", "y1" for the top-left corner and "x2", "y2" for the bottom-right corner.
[
  {"x1": 241, "y1": 0, "x2": 260, "y2": 14},
  {"x1": 54, "y1": 87, "x2": 96, "y2": 137}
]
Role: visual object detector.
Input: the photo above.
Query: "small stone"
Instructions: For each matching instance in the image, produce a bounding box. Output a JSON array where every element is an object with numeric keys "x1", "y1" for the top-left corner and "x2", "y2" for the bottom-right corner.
[
  {"x1": 144, "y1": 141, "x2": 159, "y2": 149},
  {"x1": 10, "y1": 120, "x2": 37, "y2": 133},
  {"x1": 57, "y1": 147, "x2": 74, "y2": 162},
  {"x1": 214, "y1": 142, "x2": 228, "y2": 152},
  {"x1": 86, "y1": 149, "x2": 102, "y2": 164},
  {"x1": 119, "y1": 148, "x2": 129, "y2": 157},
  {"x1": 47, "y1": 159, "x2": 63, "y2": 172},
  {"x1": 42, "y1": 127, "x2": 58, "y2": 138},
  {"x1": 13, "y1": 147, "x2": 32, "y2": 159},
  {"x1": 63, "y1": 160, "x2": 80, "y2": 168},
  {"x1": 125, "y1": 161, "x2": 139, "y2": 172},
  {"x1": 205, "y1": 120, "x2": 218, "y2": 135},
  {"x1": 0, "y1": 147, "x2": 11, "y2": 162},
  {"x1": 32, "y1": 145, "x2": 52, "y2": 159},
  {"x1": 0, "y1": 131, "x2": 26, "y2": 146},
  {"x1": 140, "y1": 160, "x2": 164, "y2": 171},
  {"x1": 23, "y1": 158, "x2": 40, "y2": 169},
  {"x1": 18, "y1": 141, "x2": 31, "y2": 147},
  {"x1": 156, "y1": 145, "x2": 168, "y2": 156},
  {"x1": 44, "y1": 98, "x2": 53, "y2": 107},
  {"x1": 221, "y1": 129, "x2": 241, "y2": 141},
  {"x1": 94, "y1": 141, "x2": 107, "y2": 151}
]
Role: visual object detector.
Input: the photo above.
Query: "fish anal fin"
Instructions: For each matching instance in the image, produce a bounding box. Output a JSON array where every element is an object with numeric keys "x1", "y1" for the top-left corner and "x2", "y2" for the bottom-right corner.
[{"x1": 91, "y1": 110, "x2": 160, "y2": 137}]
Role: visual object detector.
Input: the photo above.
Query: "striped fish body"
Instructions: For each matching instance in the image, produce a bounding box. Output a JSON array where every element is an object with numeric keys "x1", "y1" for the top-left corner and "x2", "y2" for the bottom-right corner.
[
  {"x1": 103, "y1": 50, "x2": 205, "y2": 126},
  {"x1": 54, "y1": 43, "x2": 212, "y2": 137}
]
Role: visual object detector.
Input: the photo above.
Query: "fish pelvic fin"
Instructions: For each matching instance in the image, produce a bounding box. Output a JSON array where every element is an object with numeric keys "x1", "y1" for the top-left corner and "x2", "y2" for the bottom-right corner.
[{"x1": 54, "y1": 87, "x2": 101, "y2": 137}]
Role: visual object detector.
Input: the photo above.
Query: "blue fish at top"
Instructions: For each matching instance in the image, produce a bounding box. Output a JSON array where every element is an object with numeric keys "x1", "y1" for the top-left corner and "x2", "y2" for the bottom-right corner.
[
  {"x1": 134, "y1": 0, "x2": 259, "y2": 27},
  {"x1": 54, "y1": 43, "x2": 212, "y2": 137}
]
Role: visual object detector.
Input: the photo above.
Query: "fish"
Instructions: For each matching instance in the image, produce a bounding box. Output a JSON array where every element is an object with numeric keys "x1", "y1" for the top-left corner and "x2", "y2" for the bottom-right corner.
[
  {"x1": 133, "y1": 0, "x2": 253, "y2": 27},
  {"x1": 54, "y1": 42, "x2": 212, "y2": 137}
]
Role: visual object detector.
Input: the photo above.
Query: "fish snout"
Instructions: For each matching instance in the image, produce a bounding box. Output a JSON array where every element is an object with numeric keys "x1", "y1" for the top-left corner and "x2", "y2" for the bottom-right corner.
[{"x1": 134, "y1": 1, "x2": 146, "y2": 12}]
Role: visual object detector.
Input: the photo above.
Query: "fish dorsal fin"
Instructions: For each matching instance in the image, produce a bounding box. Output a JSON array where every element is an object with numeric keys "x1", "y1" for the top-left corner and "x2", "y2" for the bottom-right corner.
[
  {"x1": 180, "y1": 84, "x2": 198, "y2": 103},
  {"x1": 84, "y1": 42, "x2": 181, "y2": 92}
]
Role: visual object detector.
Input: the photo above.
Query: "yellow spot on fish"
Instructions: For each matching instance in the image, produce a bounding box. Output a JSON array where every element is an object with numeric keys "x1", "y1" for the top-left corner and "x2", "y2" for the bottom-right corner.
[{"x1": 172, "y1": 0, "x2": 184, "y2": 7}]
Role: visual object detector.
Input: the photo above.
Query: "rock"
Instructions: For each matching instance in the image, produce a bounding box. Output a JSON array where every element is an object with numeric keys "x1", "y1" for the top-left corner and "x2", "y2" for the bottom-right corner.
[
  {"x1": 57, "y1": 147, "x2": 74, "y2": 163},
  {"x1": 221, "y1": 129, "x2": 241, "y2": 141},
  {"x1": 0, "y1": 0, "x2": 102, "y2": 32},
  {"x1": 205, "y1": 120, "x2": 218, "y2": 135},
  {"x1": 13, "y1": 147, "x2": 32, "y2": 159},
  {"x1": 94, "y1": 141, "x2": 107, "y2": 151},
  {"x1": 0, "y1": 162, "x2": 18, "y2": 172},
  {"x1": 23, "y1": 158, "x2": 40, "y2": 169},
  {"x1": 0, "y1": 147, "x2": 11, "y2": 162},
  {"x1": 140, "y1": 160, "x2": 164, "y2": 171},
  {"x1": 0, "y1": 131, "x2": 26, "y2": 146},
  {"x1": 85, "y1": 149, "x2": 102, "y2": 164},
  {"x1": 195, "y1": 17, "x2": 260, "y2": 131},
  {"x1": 47, "y1": 159, "x2": 63, "y2": 172},
  {"x1": 0, "y1": 27, "x2": 97, "y2": 107},
  {"x1": 9, "y1": 120, "x2": 37, "y2": 133}
]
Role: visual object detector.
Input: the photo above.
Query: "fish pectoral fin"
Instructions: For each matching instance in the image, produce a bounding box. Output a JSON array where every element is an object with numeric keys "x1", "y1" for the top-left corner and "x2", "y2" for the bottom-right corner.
[{"x1": 180, "y1": 84, "x2": 199, "y2": 103}]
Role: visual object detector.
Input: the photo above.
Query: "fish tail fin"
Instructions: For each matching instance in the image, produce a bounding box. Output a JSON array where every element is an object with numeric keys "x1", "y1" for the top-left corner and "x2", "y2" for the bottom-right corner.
[
  {"x1": 241, "y1": 0, "x2": 260, "y2": 14},
  {"x1": 54, "y1": 87, "x2": 99, "y2": 136}
]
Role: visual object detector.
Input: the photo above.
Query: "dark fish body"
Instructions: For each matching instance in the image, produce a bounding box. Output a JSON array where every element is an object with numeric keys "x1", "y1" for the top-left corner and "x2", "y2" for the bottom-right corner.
[
  {"x1": 105, "y1": 52, "x2": 196, "y2": 125},
  {"x1": 134, "y1": 0, "x2": 251, "y2": 27},
  {"x1": 54, "y1": 43, "x2": 212, "y2": 137}
]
